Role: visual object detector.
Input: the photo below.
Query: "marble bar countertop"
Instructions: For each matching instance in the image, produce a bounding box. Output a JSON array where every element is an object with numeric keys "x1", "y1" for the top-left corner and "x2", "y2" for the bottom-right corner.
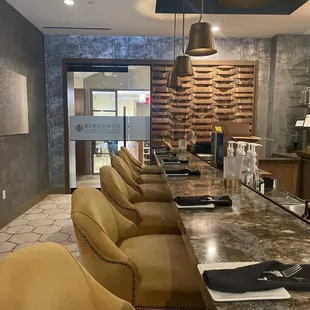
[{"x1": 156, "y1": 153, "x2": 310, "y2": 310}]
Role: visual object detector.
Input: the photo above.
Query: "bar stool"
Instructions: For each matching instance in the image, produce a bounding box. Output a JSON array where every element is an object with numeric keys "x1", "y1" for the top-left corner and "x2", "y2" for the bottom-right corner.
[
  {"x1": 0, "y1": 242, "x2": 135, "y2": 310},
  {"x1": 72, "y1": 187, "x2": 205, "y2": 310},
  {"x1": 100, "y1": 166, "x2": 179, "y2": 235},
  {"x1": 112, "y1": 154, "x2": 170, "y2": 202},
  {"x1": 121, "y1": 146, "x2": 162, "y2": 174}
]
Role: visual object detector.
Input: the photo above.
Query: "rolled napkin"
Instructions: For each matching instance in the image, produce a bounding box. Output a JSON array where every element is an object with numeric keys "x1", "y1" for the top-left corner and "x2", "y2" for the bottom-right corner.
[
  {"x1": 174, "y1": 195, "x2": 232, "y2": 207},
  {"x1": 203, "y1": 261, "x2": 310, "y2": 293},
  {"x1": 165, "y1": 169, "x2": 201, "y2": 176}
]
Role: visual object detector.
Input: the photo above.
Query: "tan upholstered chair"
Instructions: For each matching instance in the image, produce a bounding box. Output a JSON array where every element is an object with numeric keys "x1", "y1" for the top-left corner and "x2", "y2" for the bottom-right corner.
[
  {"x1": 114, "y1": 152, "x2": 164, "y2": 184},
  {"x1": 0, "y1": 242, "x2": 135, "y2": 310},
  {"x1": 112, "y1": 153, "x2": 170, "y2": 202},
  {"x1": 100, "y1": 166, "x2": 179, "y2": 235},
  {"x1": 121, "y1": 146, "x2": 162, "y2": 175},
  {"x1": 72, "y1": 187, "x2": 205, "y2": 310}
]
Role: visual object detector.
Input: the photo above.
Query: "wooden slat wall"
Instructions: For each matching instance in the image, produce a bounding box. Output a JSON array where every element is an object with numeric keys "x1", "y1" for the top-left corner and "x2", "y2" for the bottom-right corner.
[{"x1": 151, "y1": 62, "x2": 256, "y2": 148}]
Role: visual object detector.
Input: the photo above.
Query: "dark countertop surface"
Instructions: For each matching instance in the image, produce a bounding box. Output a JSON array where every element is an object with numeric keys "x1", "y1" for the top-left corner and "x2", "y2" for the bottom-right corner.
[{"x1": 158, "y1": 153, "x2": 310, "y2": 309}]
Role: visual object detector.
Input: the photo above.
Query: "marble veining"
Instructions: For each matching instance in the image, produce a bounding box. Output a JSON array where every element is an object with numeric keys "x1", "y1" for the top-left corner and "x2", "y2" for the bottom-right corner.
[{"x1": 159, "y1": 153, "x2": 310, "y2": 309}]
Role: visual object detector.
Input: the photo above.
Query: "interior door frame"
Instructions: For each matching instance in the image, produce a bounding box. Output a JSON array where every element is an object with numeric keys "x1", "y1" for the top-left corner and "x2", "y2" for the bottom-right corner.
[{"x1": 63, "y1": 59, "x2": 156, "y2": 193}]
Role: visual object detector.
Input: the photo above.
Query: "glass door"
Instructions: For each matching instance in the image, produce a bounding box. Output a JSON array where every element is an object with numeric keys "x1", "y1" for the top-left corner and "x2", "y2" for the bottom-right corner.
[
  {"x1": 91, "y1": 90, "x2": 118, "y2": 173},
  {"x1": 118, "y1": 90, "x2": 151, "y2": 164}
]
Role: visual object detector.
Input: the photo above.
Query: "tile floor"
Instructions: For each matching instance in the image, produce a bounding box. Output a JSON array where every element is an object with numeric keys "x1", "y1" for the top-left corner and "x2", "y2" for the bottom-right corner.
[
  {"x1": 76, "y1": 175, "x2": 100, "y2": 188},
  {"x1": 0, "y1": 194, "x2": 78, "y2": 261}
]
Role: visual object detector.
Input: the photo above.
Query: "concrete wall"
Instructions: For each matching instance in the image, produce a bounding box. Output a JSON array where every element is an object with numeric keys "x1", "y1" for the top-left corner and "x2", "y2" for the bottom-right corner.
[
  {"x1": 267, "y1": 34, "x2": 310, "y2": 154},
  {"x1": 0, "y1": 1, "x2": 48, "y2": 226}
]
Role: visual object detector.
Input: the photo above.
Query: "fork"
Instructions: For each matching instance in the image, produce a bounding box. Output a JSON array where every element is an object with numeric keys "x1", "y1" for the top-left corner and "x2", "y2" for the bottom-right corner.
[{"x1": 263, "y1": 265, "x2": 302, "y2": 278}]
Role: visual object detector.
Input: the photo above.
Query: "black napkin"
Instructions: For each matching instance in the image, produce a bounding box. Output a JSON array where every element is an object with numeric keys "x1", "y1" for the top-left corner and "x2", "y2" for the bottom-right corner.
[
  {"x1": 174, "y1": 195, "x2": 232, "y2": 207},
  {"x1": 165, "y1": 169, "x2": 201, "y2": 176},
  {"x1": 203, "y1": 261, "x2": 310, "y2": 293}
]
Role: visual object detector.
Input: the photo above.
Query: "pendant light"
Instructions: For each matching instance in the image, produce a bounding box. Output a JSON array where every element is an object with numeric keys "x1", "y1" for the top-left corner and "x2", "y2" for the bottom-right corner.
[
  {"x1": 174, "y1": 0, "x2": 193, "y2": 77},
  {"x1": 186, "y1": 0, "x2": 217, "y2": 56},
  {"x1": 167, "y1": 14, "x2": 182, "y2": 91},
  {"x1": 219, "y1": 0, "x2": 272, "y2": 8}
]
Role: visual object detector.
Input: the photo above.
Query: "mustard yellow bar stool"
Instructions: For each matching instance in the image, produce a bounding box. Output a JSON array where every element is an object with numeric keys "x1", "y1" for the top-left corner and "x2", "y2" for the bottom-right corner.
[
  {"x1": 112, "y1": 154, "x2": 170, "y2": 202},
  {"x1": 100, "y1": 166, "x2": 179, "y2": 235},
  {"x1": 71, "y1": 187, "x2": 206, "y2": 310},
  {"x1": 116, "y1": 151, "x2": 164, "y2": 184},
  {"x1": 0, "y1": 242, "x2": 135, "y2": 310},
  {"x1": 121, "y1": 146, "x2": 162, "y2": 175}
]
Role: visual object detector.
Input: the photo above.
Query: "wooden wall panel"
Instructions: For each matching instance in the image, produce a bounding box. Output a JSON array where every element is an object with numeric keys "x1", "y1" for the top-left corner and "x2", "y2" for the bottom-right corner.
[{"x1": 151, "y1": 61, "x2": 257, "y2": 148}]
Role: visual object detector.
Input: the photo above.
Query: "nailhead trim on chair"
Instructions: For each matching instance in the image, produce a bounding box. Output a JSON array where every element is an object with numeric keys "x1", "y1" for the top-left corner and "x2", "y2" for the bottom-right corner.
[
  {"x1": 73, "y1": 221, "x2": 137, "y2": 305},
  {"x1": 101, "y1": 185, "x2": 142, "y2": 225}
]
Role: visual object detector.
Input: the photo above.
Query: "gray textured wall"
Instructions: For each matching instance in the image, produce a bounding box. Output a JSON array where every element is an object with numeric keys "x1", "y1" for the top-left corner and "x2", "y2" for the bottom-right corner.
[
  {"x1": 45, "y1": 35, "x2": 271, "y2": 188},
  {"x1": 0, "y1": 0, "x2": 48, "y2": 226},
  {"x1": 267, "y1": 34, "x2": 310, "y2": 154}
]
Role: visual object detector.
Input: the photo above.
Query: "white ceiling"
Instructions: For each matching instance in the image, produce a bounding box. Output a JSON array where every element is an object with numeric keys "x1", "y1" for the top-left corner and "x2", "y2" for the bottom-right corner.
[{"x1": 6, "y1": 0, "x2": 310, "y2": 38}]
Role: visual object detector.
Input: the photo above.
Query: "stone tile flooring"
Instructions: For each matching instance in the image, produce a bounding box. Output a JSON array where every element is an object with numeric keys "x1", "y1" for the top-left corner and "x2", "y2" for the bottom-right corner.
[{"x1": 0, "y1": 194, "x2": 78, "y2": 261}]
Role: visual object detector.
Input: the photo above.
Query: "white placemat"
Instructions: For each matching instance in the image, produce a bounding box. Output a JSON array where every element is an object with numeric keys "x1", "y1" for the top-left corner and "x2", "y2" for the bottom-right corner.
[
  {"x1": 198, "y1": 262, "x2": 291, "y2": 302},
  {"x1": 175, "y1": 203, "x2": 215, "y2": 209}
]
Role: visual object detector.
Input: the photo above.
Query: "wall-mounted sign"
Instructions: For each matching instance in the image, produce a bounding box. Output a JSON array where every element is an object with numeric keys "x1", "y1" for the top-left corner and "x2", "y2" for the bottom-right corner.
[
  {"x1": 0, "y1": 68, "x2": 28, "y2": 136},
  {"x1": 70, "y1": 116, "x2": 151, "y2": 141},
  {"x1": 70, "y1": 116, "x2": 124, "y2": 141}
]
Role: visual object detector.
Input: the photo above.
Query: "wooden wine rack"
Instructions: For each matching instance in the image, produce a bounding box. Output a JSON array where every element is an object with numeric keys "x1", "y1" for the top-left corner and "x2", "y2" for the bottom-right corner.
[{"x1": 151, "y1": 61, "x2": 257, "y2": 148}]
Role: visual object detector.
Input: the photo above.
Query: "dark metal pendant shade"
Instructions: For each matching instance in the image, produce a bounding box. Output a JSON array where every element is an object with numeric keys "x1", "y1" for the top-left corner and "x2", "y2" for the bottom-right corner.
[
  {"x1": 219, "y1": 0, "x2": 273, "y2": 8},
  {"x1": 174, "y1": 55, "x2": 194, "y2": 77},
  {"x1": 167, "y1": 68, "x2": 182, "y2": 91},
  {"x1": 186, "y1": 21, "x2": 217, "y2": 56}
]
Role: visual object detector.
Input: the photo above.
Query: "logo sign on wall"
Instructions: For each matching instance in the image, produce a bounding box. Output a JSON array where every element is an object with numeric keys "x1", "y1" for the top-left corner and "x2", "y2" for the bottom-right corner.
[{"x1": 70, "y1": 116, "x2": 124, "y2": 141}]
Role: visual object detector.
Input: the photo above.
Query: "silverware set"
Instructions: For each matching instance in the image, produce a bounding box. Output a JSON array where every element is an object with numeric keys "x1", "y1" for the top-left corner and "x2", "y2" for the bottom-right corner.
[{"x1": 263, "y1": 265, "x2": 302, "y2": 278}]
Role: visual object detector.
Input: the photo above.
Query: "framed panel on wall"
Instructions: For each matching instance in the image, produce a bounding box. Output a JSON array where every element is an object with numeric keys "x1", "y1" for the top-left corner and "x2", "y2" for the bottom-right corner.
[{"x1": 0, "y1": 68, "x2": 29, "y2": 136}]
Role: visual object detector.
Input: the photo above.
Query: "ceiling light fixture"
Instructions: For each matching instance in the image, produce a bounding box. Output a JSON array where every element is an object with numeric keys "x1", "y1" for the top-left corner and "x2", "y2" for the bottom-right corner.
[
  {"x1": 212, "y1": 26, "x2": 220, "y2": 32},
  {"x1": 167, "y1": 14, "x2": 182, "y2": 91},
  {"x1": 186, "y1": 0, "x2": 217, "y2": 56},
  {"x1": 174, "y1": 0, "x2": 194, "y2": 77},
  {"x1": 219, "y1": 0, "x2": 272, "y2": 8},
  {"x1": 64, "y1": 0, "x2": 74, "y2": 5}
]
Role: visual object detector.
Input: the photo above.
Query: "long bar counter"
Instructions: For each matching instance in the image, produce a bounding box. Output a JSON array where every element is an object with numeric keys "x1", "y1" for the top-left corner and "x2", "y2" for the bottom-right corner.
[{"x1": 156, "y1": 153, "x2": 310, "y2": 309}]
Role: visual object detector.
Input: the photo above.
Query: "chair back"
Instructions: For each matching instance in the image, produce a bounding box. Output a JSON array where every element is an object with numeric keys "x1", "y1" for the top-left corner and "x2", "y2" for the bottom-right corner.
[
  {"x1": 0, "y1": 242, "x2": 135, "y2": 310},
  {"x1": 117, "y1": 150, "x2": 143, "y2": 174},
  {"x1": 100, "y1": 166, "x2": 142, "y2": 224},
  {"x1": 121, "y1": 146, "x2": 143, "y2": 168},
  {"x1": 111, "y1": 155, "x2": 140, "y2": 191},
  {"x1": 72, "y1": 187, "x2": 138, "y2": 302}
]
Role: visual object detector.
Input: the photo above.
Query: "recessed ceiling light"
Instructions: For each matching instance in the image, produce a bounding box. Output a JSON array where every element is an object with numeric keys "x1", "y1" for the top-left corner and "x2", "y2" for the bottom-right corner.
[
  {"x1": 64, "y1": 0, "x2": 74, "y2": 5},
  {"x1": 119, "y1": 83, "x2": 123, "y2": 85},
  {"x1": 113, "y1": 74, "x2": 118, "y2": 77},
  {"x1": 212, "y1": 26, "x2": 220, "y2": 32}
]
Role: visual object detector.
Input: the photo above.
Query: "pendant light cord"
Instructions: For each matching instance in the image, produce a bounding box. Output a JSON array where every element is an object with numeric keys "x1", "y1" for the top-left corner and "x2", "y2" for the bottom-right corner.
[
  {"x1": 173, "y1": 13, "x2": 176, "y2": 60},
  {"x1": 200, "y1": 0, "x2": 204, "y2": 22},
  {"x1": 182, "y1": 0, "x2": 185, "y2": 54}
]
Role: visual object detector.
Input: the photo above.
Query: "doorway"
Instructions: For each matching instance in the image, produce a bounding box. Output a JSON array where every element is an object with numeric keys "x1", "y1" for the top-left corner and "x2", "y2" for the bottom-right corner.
[{"x1": 66, "y1": 64, "x2": 151, "y2": 191}]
